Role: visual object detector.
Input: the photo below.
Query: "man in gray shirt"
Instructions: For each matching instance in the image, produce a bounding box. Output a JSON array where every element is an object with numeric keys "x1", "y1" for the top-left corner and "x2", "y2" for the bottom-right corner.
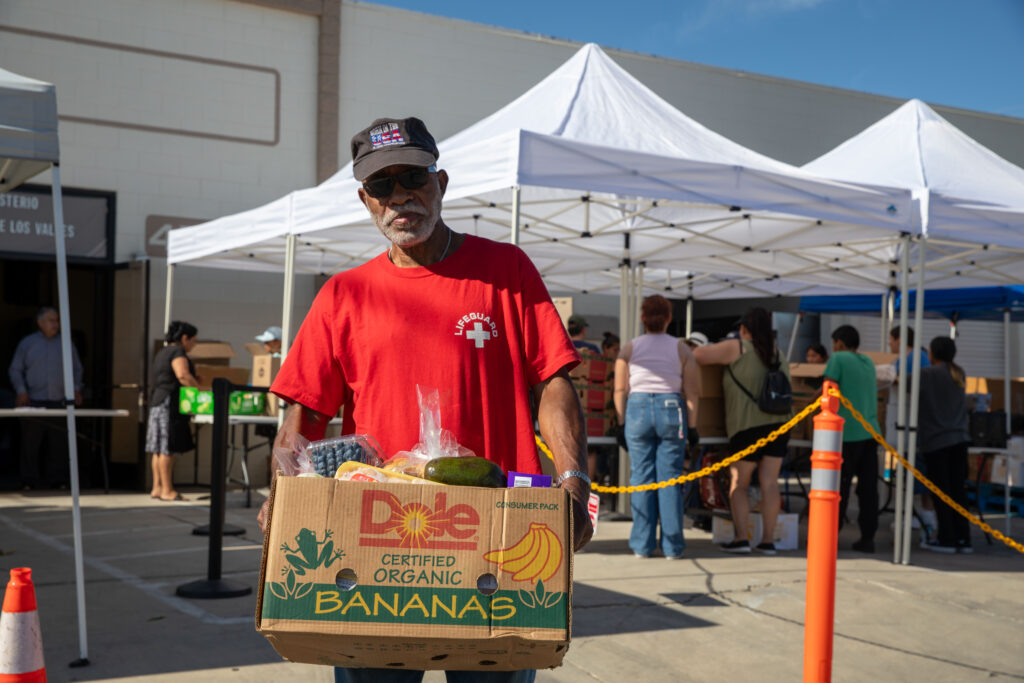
[{"x1": 8, "y1": 306, "x2": 83, "y2": 488}]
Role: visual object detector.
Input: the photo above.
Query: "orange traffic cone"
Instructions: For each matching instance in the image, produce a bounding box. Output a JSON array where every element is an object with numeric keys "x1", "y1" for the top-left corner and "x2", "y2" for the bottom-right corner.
[{"x1": 0, "y1": 567, "x2": 46, "y2": 682}]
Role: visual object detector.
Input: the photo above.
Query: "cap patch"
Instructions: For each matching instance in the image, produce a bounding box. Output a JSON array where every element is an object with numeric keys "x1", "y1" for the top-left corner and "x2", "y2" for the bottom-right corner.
[{"x1": 370, "y1": 122, "x2": 405, "y2": 149}]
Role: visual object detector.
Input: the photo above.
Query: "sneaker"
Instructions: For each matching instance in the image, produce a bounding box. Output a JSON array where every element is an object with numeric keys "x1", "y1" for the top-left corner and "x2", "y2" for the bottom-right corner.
[
  {"x1": 851, "y1": 538, "x2": 875, "y2": 553},
  {"x1": 920, "y1": 540, "x2": 956, "y2": 554},
  {"x1": 754, "y1": 542, "x2": 777, "y2": 555},
  {"x1": 720, "y1": 540, "x2": 751, "y2": 554},
  {"x1": 634, "y1": 552, "x2": 652, "y2": 559},
  {"x1": 665, "y1": 554, "x2": 685, "y2": 560},
  {"x1": 956, "y1": 541, "x2": 974, "y2": 554}
]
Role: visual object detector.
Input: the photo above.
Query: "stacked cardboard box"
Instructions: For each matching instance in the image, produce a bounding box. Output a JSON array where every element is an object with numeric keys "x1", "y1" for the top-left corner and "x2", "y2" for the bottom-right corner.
[
  {"x1": 570, "y1": 354, "x2": 614, "y2": 437},
  {"x1": 258, "y1": 477, "x2": 572, "y2": 670},
  {"x1": 247, "y1": 342, "x2": 283, "y2": 416},
  {"x1": 696, "y1": 364, "x2": 725, "y2": 437}
]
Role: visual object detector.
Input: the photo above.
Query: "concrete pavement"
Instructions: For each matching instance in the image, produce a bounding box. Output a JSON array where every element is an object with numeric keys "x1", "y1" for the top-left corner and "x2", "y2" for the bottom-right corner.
[{"x1": 0, "y1": 487, "x2": 1021, "y2": 682}]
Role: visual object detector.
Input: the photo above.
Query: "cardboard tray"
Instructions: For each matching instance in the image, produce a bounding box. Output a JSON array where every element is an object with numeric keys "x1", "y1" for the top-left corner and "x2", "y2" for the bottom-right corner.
[{"x1": 257, "y1": 476, "x2": 573, "y2": 671}]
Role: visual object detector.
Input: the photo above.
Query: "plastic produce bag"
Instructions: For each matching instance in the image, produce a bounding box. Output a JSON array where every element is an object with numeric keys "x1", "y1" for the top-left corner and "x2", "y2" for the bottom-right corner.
[
  {"x1": 305, "y1": 435, "x2": 384, "y2": 477},
  {"x1": 273, "y1": 432, "x2": 384, "y2": 478},
  {"x1": 386, "y1": 385, "x2": 474, "y2": 477}
]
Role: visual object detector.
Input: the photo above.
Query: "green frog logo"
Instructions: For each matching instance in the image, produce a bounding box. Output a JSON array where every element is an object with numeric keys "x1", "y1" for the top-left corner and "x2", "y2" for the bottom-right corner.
[{"x1": 269, "y1": 528, "x2": 345, "y2": 600}]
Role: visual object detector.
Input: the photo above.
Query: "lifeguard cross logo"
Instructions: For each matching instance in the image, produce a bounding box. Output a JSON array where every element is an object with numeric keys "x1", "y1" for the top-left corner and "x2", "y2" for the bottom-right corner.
[
  {"x1": 369, "y1": 122, "x2": 405, "y2": 149},
  {"x1": 455, "y1": 312, "x2": 499, "y2": 349},
  {"x1": 359, "y1": 490, "x2": 480, "y2": 550}
]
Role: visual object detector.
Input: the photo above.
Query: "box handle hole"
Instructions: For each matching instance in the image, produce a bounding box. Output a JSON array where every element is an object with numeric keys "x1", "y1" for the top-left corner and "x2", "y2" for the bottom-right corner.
[
  {"x1": 476, "y1": 573, "x2": 498, "y2": 595},
  {"x1": 335, "y1": 568, "x2": 358, "y2": 591}
]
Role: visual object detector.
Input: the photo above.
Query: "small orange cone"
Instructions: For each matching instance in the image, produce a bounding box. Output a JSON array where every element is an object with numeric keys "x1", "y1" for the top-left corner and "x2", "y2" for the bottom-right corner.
[{"x1": 0, "y1": 568, "x2": 46, "y2": 682}]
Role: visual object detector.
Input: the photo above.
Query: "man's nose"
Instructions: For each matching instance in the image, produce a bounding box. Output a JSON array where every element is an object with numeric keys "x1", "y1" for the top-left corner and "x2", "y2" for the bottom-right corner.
[{"x1": 387, "y1": 182, "x2": 417, "y2": 205}]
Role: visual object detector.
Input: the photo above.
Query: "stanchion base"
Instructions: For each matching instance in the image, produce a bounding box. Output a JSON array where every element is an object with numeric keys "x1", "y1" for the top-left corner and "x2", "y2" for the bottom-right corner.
[
  {"x1": 192, "y1": 524, "x2": 245, "y2": 536},
  {"x1": 69, "y1": 658, "x2": 90, "y2": 668},
  {"x1": 175, "y1": 578, "x2": 252, "y2": 599}
]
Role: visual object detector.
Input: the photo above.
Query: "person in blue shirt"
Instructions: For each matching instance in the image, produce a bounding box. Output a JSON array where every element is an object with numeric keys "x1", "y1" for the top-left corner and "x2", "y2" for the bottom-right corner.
[
  {"x1": 888, "y1": 326, "x2": 930, "y2": 375},
  {"x1": 8, "y1": 306, "x2": 84, "y2": 489},
  {"x1": 888, "y1": 326, "x2": 936, "y2": 537},
  {"x1": 568, "y1": 314, "x2": 600, "y2": 354}
]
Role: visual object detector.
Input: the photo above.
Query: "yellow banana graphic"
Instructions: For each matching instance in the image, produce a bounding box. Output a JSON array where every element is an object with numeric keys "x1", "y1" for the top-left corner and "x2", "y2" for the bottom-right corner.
[
  {"x1": 484, "y1": 523, "x2": 564, "y2": 583},
  {"x1": 539, "y1": 527, "x2": 563, "y2": 580},
  {"x1": 513, "y1": 527, "x2": 549, "y2": 581},
  {"x1": 494, "y1": 531, "x2": 538, "y2": 574}
]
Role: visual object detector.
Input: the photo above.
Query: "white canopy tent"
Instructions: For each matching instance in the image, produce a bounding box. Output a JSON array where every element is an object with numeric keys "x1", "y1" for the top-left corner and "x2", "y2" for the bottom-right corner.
[
  {"x1": 0, "y1": 67, "x2": 89, "y2": 664},
  {"x1": 167, "y1": 43, "x2": 915, "y2": 355},
  {"x1": 803, "y1": 99, "x2": 1024, "y2": 565}
]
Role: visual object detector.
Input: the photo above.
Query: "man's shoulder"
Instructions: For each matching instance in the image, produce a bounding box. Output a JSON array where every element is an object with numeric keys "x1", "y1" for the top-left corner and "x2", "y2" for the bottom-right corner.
[
  {"x1": 463, "y1": 234, "x2": 522, "y2": 259},
  {"x1": 16, "y1": 331, "x2": 42, "y2": 347},
  {"x1": 321, "y1": 254, "x2": 386, "y2": 289}
]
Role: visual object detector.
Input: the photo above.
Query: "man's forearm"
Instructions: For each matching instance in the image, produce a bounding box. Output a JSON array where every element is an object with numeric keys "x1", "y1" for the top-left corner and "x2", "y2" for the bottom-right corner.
[
  {"x1": 535, "y1": 373, "x2": 587, "y2": 477},
  {"x1": 277, "y1": 401, "x2": 330, "y2": 445}
]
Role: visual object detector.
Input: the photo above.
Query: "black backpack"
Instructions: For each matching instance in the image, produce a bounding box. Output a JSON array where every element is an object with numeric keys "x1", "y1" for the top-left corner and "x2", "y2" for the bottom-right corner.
[{"x1": 728, "y1": 346, "x2": 792, "y2": 415}]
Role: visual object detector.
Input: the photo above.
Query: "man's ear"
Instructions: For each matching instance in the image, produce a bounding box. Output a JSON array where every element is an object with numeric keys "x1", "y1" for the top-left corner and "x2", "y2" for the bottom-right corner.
[
  {"x1": 357, "y1": 187, "x2": 369, "y2": 209},
  {"x1": 437, "y1": 169, "x2": 449, "y2": 197}
]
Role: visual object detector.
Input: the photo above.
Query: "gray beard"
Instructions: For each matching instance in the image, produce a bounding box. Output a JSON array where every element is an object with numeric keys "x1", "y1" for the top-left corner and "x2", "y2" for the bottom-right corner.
[{"x1": 373, "y1": 199, "x2": 442, "y2": 248}]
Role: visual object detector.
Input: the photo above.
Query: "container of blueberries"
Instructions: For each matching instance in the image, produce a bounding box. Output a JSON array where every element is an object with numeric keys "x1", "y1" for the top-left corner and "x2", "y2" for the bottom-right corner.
[{"x1": 304, "y1": 434, "x2": 384, "y2": 478}]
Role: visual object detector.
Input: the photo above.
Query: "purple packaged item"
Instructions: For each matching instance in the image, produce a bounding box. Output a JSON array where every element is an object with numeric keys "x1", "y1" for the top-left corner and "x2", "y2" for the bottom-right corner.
[{"x1": 507, "y1": 471, "x2": 553, "y2": 488}]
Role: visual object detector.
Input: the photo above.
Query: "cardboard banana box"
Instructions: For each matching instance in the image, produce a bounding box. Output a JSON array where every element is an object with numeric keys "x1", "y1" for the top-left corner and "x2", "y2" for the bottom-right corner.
[{"x1": 257, "y1": 476, "x2": 573, "y2": 671}]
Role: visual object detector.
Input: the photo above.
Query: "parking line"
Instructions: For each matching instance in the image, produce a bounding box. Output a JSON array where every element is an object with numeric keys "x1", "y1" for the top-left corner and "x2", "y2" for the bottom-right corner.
[{"x1": 0, "y1": 512, "x2": 253, "y2": 625}]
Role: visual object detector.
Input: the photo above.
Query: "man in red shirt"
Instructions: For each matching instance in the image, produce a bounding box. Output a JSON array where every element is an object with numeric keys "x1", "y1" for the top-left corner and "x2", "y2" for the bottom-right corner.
[{"x1": 261, "y1": 112, "x2": 592, "y2": 624}]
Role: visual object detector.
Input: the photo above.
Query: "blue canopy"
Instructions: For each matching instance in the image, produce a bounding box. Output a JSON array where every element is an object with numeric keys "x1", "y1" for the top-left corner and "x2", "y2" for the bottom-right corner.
[
  {"x1": 800, "y1": 286, "x2": 1024, "y2": 322},
  {"x1": 896, "y1": 286, "x2": 1024, "y2": 322},
  {"x1": 798, "y1": 293, "x2": 884, "y2": 314}
]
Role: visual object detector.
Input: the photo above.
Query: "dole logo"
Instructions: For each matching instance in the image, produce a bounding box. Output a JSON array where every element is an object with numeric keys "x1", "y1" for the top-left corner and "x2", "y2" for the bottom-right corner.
[{"x1": 359, "y1": 490, "x2": 480, "y2": 550}]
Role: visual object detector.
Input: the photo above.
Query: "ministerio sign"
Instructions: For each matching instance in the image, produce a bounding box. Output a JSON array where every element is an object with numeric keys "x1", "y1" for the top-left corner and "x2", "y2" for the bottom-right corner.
[{"x1": 0, "y1": 185, "x2": 112, "y2": 261}]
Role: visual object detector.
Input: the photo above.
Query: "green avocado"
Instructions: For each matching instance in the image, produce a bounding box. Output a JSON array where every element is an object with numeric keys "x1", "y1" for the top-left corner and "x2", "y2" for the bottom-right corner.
[{"x1": 424, "y1": 456, "x2": 506, "y2": 488}]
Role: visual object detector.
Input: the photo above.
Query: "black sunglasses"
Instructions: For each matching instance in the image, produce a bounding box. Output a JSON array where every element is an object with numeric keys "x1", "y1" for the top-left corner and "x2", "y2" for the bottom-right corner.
[{"x1": 362, "y1": 166, "x2": 436, "y2": 199}]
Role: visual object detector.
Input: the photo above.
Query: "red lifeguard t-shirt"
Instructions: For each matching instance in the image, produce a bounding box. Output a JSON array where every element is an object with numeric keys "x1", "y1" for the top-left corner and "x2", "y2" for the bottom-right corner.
[{"x1": 271, "y1": 234, "x2": 580, "y2": 475}]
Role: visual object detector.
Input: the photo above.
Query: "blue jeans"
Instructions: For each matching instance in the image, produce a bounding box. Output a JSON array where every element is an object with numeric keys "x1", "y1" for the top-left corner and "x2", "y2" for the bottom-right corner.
[
  {"x1": 335, "y1": 669, "x2": 536, "y2": 682},
  {"x1": 625, "y1": 392, "x2": 687, "y2": 558}
]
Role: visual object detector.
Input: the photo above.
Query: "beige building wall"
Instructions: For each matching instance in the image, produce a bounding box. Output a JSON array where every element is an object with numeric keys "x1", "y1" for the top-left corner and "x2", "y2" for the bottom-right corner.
[{"x1": 1, "y1": 0, "x2": 1023, "y2": 365}]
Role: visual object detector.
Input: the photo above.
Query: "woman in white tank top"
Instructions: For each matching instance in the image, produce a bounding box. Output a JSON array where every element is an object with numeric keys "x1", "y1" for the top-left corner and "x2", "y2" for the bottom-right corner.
[{"x1": 613, "y1": 295, "x2": 699, "y2": 559}]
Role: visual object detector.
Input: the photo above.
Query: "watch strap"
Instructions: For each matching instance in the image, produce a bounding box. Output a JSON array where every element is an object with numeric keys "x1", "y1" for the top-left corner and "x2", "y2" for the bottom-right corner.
[{"x1": 555, "y1": 469, "x2": 592, "y2": 488}]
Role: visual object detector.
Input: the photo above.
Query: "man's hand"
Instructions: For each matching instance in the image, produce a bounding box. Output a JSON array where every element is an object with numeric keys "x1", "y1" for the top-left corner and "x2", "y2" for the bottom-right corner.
[
  {"x1": 560, "y1": 476, "x2": 594, "y2": 551},
  {"x1": 15, "y1": 393, "x2": 29, "y2": 408},
  {"x1": 258, "y1": 401, "x2": 330, "y2": 533},
  {"x1": 613, "y1": 424, "x2": 628, "y2": 452},
  {"x1": 74, "y1": 391, "x2": 83, "y2": 406},
  {"x1": 687, "y1": 426, "x2": 700, "y2": 450},
  {"x1": 533, "y1": 369, "x2": 592, "y2": 551}
]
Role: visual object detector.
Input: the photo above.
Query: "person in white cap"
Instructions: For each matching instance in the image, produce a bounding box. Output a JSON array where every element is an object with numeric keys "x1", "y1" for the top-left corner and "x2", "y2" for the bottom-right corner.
[
  {"x1": 255, "y1": 326, "x2": 282, "y2": 356},
  {"x1": 684, "y1": 331, "x2": 709, "y2": 350}
]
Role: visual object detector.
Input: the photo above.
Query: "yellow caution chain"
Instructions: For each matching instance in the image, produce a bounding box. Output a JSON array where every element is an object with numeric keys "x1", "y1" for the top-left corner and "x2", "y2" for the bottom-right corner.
[
  {"x1": 536, "y1": 388, "x2": 1023, "y2": 555},
  {"x1": 535, "y1": 397, "x2": 822, "y2": 494},
  {"x1": 828, "y1": 387, "x2": 1024, "y2": 555}
]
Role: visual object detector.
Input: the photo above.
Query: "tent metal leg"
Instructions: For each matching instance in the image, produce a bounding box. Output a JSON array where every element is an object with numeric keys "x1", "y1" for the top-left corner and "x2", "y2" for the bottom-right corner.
[
  {"x1": 901, "y1": 237, "x2": 927, "y2": 565},
  {"x1": 164, "y1": 263, "x2": 175, "y2": 336},
  {"x1": 52, "y1": 164, "x2": 90, "y2": 665},
  {"x1": 1004, "y1": 309, "x2": 1012, "y2": 537},
  {"x1": 278, "y1": 232, "x2": 297, "y2": 428},
  {"x1": 786, "y1": 312, "x2": 803, "y2": 362},
  {"x1": 893, "y1": 236, "x2": 911, "y2": 564},
  {"x1": 510, "y1": 185, "x2": 521, "y2": 246},
  {"x1": 616, "y1": 246, "x2": 631, "y2": 517}
]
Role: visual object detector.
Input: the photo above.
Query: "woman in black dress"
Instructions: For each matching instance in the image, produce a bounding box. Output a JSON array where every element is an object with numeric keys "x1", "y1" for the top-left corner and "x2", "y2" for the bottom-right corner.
[{"x1": 145, "y1": 321, "x2": 200, "y2": 501}]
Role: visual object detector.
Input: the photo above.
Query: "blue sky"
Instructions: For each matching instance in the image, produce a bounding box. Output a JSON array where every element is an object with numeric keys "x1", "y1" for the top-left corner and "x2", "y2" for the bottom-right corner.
[{"x1": 370, "y1": 0, "x2": 1024, "y2": 118}]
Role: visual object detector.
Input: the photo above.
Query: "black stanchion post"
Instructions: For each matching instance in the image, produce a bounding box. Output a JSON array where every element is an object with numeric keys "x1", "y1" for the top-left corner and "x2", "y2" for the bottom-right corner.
[
  {"x1": 176, "y1": 378, "x2": 251, "y2": 599},
  {"x1": 193, "y1": 377, "x2": 245, "y2": 536}
]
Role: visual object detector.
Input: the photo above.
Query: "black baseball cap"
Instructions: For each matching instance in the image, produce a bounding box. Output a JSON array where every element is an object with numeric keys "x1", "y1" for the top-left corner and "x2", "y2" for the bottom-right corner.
[{"x1": 350, "y1": 117, "x2": 439, "y2": 181}]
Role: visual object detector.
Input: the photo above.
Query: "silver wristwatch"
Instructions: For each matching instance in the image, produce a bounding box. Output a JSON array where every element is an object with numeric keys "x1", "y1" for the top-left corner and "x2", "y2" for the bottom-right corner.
[{"x1": 555, "y1": 469, "x2": 592, "y2": 489}]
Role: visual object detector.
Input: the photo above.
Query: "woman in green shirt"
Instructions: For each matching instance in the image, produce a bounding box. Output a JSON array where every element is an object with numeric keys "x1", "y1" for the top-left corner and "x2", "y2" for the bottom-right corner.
[{"x1": 694, "y1": 308, "x2": 792, "y2": 554}]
